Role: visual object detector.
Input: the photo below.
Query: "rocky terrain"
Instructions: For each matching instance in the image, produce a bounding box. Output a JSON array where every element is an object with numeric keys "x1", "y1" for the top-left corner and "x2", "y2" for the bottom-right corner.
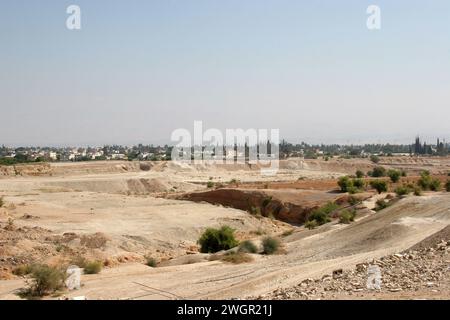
[{"x1": 261, "y1": 228, "x2": 450, "y2": 300}]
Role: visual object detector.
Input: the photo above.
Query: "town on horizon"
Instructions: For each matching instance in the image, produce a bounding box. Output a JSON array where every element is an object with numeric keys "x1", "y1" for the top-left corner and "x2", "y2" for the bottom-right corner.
[{"x1": 1, "y1": 136, "x2": 448, "y2": 165}]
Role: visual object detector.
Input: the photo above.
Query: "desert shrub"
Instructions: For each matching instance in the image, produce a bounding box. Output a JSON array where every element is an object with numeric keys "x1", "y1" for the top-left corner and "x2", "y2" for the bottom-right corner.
[
  {"x1": 250, "y1": 206, "x2": 261, "y2": 216},
  {"x1": 0, "y1": 197, "x2": 4, "y2": 207},
  {"x1": 348, "y1": 196, "x2": 360, "y2": 206},
  {"x1": 145, "y1": 257, "x2": 158, "y2": 267},
  {"x1": 83, "y1": 261, "x2": 103, "y2": 274},
  {"x1": 339, "y1": 209, "x2": 356, "y2": 224},
  {"x1": 429, "y1": 179, "x2": 441, "y2": 191},
  {"x1": 305, "y1": 220, "x2": 318, "y2": 230},
  {"x1": 262, "y1": 197, "x2": 272, "y2": 208},
  {"x1": 347, "y1": 186, "x2": 358, "y2": 194},
  {"x1": 282, "y1": 229, "x2": 294, "y2": 237},
  {"x1": 355, "y1": 170, "x2": 364, "y2": 178},
  {"x1": 413, "y1": 187, "x2": 422, "y2": 196},
  {"x1": 445, "y1": 180, "x2": 450, "y2": 192},
  {"x1": 375, "y1": 199, "x2": 390, "y2": 211},
  {"x1": 401, "y1": 170, "x2": 407, "y2": 177},
  {"x1": 387, "y1": 169, "x2": 401, "y2": 183},
  {"x1": 371, "y1": 166, "x2": 386, "y2": 177},
  {"x1": 370, "y1": 155, "x2": 380, "y2": 163},
  {"x1": 352, "y1": 178, "x2": 364, "y2": 189},
  {"x1": 337, "y1": 176, "x2": 353, "y2": 193},
  {"x1": 308, "y1": 202, "x2": 338, "y2": 225},
  {"x1": 417, "y1": 171, "x2": 432, "y2": 190},
  {"x1": 395, "y1": 185, "x2": 410, "y2": 196},
  {"x1": 367, "y1": 170, "x2": 373, "y2": 177},
  {"x1": 238, "y1": 240, "x2": 258, "y2": 254},
  {"x1": 220, "y1": 252, "x2": 253, "y2": 264},
  {"x1": 262, "y1": 237, "x2": 280, "y2": 255},
  {"x1": 369, "y1": 180, "x2": 388, "y2": 194},
  {"x1": 20, "y1": 264, "x2": 65, "y2": 297},
  {"x1": 206, "y1": 181, "x2": 214, "y2": 188},
  {"x1": 13, "y1": 264, "x2": 33, "y2": 276},
  {"x1": 198, "y1": 226, "x2": 239, "y2": 253}
]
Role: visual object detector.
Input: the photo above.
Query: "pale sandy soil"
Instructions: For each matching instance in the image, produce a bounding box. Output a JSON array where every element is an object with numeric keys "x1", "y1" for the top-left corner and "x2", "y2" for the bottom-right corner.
[{"x1": 0, "y1": 157, "x2": 449, "y2": 300}]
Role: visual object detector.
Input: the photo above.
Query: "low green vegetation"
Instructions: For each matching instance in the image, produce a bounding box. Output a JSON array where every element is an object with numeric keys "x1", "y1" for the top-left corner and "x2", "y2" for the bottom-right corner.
[
  {"x1": 338, "y1": 176, "x2": 352, "y2": 193},
  {"x1": 220, "y1": 251, "x2": 253, "y2": 264},
  {"x1": 429, "y1": 179, "x2": 441, "y2": 191},
  {"x1": 206, "y1": 181, "x2": 214, "y2": 188},
  {"x1": 198, "y1": 226, "x2": 239, "y2": 253},
  {"x1": 83, "y1": 261, "x2": 103, "y2": 274},
  {"x1": 375, "y1": 199, "x2": 391, "y2": 211},
  {"x1": 12, "y1": 264, "x2": 33, "y2": 276},
  {"x1": 238, "y1": 240, "x2": 258, "y2": 254},
  {"x1": 394, "y1": 185, "x2": 410, "y2": 196},
  {"x1": 337, "y1": 176, "x2": 364, "y2": 194},
  {"x1": 262, "y1": 237, "x2": 280, "y2": 255},
  {"x1": 0, "y1": 196, "x2": 3, "y2": 207},
  {"x1": 370, "y1": 155, "x2": 380, "y2": 164},
  {"x1": 307, "y1": 201, "x2": 339, "y2": 226},
  {"x1": 145, "y1": 257, "x2": 158, "y2": 267},
  {"x1": 339, "y1": 209, "x2": 356, "y2": 224},
  {"x1": 417, "y1": 170, "x2": 432, "y2": 190},
  {"x1": 446, "y1": 180, "x2": 450, "y2": 192},
  {"x1": 413, "y1": 187, "x2": 422, "y2": 196},
  {"x1": 355, "y1": 170, "x2": 364, "y2": 178},
  {"x1": 369, "y1": 180, "x2": 388, "y2": 194},
  {"x1": 417, "y1": 170, "x2": 441, "y2": 191},
  {"x1": 18, "y1": 264, "x2": 66, "y2": 298},
  {"x1": 387, "y1": 169, "x2": 401, "y2": 183},
  {"x1": 304, "y1": 220, "x2": 318, "y2": 230},
  {"x1": 370, "y1": 166, "x2": 386, "y2": 177}
]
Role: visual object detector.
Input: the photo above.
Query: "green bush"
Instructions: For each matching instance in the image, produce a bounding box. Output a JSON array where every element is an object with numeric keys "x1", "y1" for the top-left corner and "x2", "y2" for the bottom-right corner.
[
  {"x1": 220, "y1": 252, "x2": 253, "y2": 264},
  {"x1": 339, "y1": 209, "x2": 356, "y2": 224},
  {"x1": 206, "y1": 181, "x2": 214, "y2": 188},
  {"x1": 198, "y1": 226, "x2": 239, "y2": 253},
  {"x1": 21, "y1": 264, "x2": 65, "y2": 297},
  {"x1": 352, "y1": 178, "x2": 364, "y2": 189},
  {"x1": 401, "y1": 170, "x2": 407, "y2": 177},
  {"x1": 370, "y1": 180, "x2": 388, "y2": 194},
  {"x1": 371, "y1": 166, "x2": 386, "y2": 177},
  {"x1": 355, "y1": 170, "x2": 364, "y2": 178},
  {"x1": 395, "y1": 185, "x2": 410, "y2": 196},
  {"x1": 262, "y1": 237, "x2": 280, "y2": 255},
  {"x1": 375, "y1": 199, "x2": 390, "y2": 211},
  {"x1": 445, "y1": 180, "x2": 450, "y2": 192},
  {"x1": 417, "y1": 171, "x2": 432, "y2": 190},
  {"x1": 348, "y1": 196, "x2": 360, "y2": 206},
  {"x1": 387, "y1": 169, "x2": 401, "y2": 183},
  {"x1": 262, "y1": 197, "x2": 272, "y2": 208},
  {"x1": 413, "y1": 187, "x2": 422, "y2": 196},
  {"x1": 337, "y1": 176, "x2": 353, "y2": 193},
  {"x1": 145, "y1": 257, "x2": 158, "y2": 267},
  {"x1": 370, "y1": 155, "x2": 380, "y2": 164},
  {"x1": 429, "y1": 179, "x2": 441, "y2": 191},
  {"x1": 308, "y1": 202, "x2": 338, "y2": 225},
  {"x1": 83, "y1": 261, "x2": 103, "y2": 274},
  {"x1": 305, "y1": 220, "x2": 318, "y2": 230},
  {"x1": 0, "y1": 196, "x2": 4, "y2": 207},
  {"x1": 13, "y1": 264, "x2": 33, "y2": 276},
  {"x1": 238, "y1": 240, "x2": 258, "y2": 254}
]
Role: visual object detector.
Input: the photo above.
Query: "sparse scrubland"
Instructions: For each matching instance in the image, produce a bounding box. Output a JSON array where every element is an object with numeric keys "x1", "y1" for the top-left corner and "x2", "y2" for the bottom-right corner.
[{"x1": 0, "y1": 157, "x2": 449, "y2": 300}]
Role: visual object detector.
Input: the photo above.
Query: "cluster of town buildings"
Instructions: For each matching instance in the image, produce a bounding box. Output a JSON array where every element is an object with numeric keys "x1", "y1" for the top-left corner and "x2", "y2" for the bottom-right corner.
[{"x1": 0, "y1": 137, "x2": 448, "y2": 164}]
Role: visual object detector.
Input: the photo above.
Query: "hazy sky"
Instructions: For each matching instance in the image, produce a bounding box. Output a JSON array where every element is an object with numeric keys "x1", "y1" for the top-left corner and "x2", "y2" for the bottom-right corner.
[{"x1": 1, "y1": 0, "x2": 449, "y2": 146}]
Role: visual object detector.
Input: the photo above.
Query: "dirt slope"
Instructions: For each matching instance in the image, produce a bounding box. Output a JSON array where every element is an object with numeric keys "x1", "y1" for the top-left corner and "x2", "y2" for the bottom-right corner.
[{"x1": 2, "y1": 194, "x2": 447, "y2": 300}]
